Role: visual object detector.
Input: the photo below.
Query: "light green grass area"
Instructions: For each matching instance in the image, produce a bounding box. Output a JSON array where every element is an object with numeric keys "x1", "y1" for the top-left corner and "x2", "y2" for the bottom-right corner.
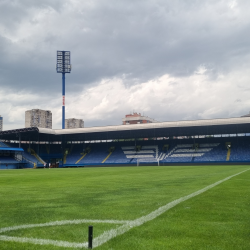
[{"x1": 0, "y1": 165, "x2": 249, "y2": 249}]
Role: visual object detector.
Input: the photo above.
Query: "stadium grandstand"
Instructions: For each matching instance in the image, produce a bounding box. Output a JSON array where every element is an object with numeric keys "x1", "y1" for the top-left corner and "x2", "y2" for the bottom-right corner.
[
  {"x1": 1, "y1": 117, "x2": 250, "y2": 168},
  {"x1": 0, "y1": 142, "x2": 26, "y2": 169}
]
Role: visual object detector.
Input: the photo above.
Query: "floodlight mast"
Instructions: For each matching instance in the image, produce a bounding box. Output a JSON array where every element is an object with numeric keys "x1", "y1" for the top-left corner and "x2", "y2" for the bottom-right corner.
[{"x1": 56, "y1": 51, "x2": 71, "y2": 129}]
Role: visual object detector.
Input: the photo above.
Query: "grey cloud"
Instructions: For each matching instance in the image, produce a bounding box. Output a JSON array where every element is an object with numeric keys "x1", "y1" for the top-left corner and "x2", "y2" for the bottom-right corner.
[
  {"x1": 1, "y1": 0, "x2": 250, "y2": 92},
  {"x1": 1, "y1": 0, "x2": 250, "y2": 129},
  {"x1": 0, "y1": 0, "x2": 62, "y2": 32}
]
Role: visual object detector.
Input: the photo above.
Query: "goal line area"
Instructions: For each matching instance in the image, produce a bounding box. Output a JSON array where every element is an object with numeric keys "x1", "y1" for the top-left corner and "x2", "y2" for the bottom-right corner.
[{"x1": 137, "y1": 158, "x2": 159, "y2": 166}]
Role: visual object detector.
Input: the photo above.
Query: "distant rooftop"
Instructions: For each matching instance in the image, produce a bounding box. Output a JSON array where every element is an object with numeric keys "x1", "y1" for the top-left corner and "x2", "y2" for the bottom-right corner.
[
  {"x1": 241, "y1": 111, "x2": 250, "y2": 117},
  {"x1": 122, "y1": 112, "x2": 158, "y2": 124}
]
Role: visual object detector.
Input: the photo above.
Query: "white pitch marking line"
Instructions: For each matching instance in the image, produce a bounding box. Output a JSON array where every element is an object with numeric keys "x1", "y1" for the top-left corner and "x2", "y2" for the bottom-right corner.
[
  {"x1": 93, "y1": 168, "x2": 250, "y2": 248},
  {"x1": 0, "y1": 219, "x2": 131, "y2": 249},
  {"x1": 0, "y1": 168, "x2": 249, "y2": 248},
  {"x1": 0, "y1": 219, "x2": 131, "y2": 234},
  {"x1": 0, "y1": 235, "x2": 88, "y2": 248}
]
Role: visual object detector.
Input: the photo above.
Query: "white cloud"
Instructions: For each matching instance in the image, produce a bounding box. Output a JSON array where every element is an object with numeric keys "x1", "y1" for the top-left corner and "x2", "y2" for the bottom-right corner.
[
  {"x1": 1, "y1": 0, "x2": 250, "y2": 130},
  {"x1": 1, "y1": 63, "x2": 250, "y2": 130},
  {"x1": 65, "y1": 65, "x2": 250, "y2": 127}
]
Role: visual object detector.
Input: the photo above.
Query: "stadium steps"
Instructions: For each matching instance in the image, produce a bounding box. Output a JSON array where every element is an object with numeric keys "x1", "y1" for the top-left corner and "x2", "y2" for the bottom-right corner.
[
  {"x1": 63, "y1": 153, "x2": 67, "y2": 164},
  {"x1": 75, "y1": 152, "x2": 87, "y2": 164},
  {"x1": 45, "y1": 145, "x2": 50, "y2": 154},
  {"x1": 26, "y1": 158, "x2": 37, "y2": 168},
  {"x1": 63, "y1": 145, "x2": 74, "y2": 164},
  {"x1": 0, "y1": 141, "x2": 10, "y2": 147},
  {"x1": 102, "y1": 152, "x2": 113, "y2": 163},
  {"x1": 28, "y1": 148, "x2": 46, "y2": 164},
  {"x1": 129, "y1": 158, "x2": 134, "y2": 163},
  {"x1": 63, "y1": 148, "x2": 70, "y2": 164},
  {"x1": 226, "y1": 148, "x2": 231, "y2": 161}
]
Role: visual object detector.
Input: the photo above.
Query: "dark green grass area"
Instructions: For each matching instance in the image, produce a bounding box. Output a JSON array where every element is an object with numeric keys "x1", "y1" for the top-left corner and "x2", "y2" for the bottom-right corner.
[{"x1": 0, "y1": 165, "x2": 249, "y2": 249}]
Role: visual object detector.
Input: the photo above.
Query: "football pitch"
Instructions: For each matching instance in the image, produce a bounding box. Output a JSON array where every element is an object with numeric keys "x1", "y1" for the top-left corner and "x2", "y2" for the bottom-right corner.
[{"x1": 0, "y1": 165, "x2": 249, "y2": 250}]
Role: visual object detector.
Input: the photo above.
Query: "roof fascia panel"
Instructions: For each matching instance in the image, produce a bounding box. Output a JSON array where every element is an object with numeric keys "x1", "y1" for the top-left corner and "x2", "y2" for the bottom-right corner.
[{"x1": 53, "y1": 117, "x2": 250, "y2": 135}]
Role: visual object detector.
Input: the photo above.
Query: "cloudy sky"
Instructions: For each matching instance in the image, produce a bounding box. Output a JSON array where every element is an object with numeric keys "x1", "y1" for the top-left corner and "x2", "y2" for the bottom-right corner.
[{"x1": 1, "y1": 0, "x2": 250, "y2": 130}]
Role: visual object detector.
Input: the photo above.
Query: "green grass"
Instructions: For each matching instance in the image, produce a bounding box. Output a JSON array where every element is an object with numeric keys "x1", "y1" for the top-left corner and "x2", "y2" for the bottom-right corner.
[
  {"x1": 5, "y1": 223, "x2": 121, "y2": 243},
  {"x1": 0, "y1": 165, "x2": 249, "y2": 249}
]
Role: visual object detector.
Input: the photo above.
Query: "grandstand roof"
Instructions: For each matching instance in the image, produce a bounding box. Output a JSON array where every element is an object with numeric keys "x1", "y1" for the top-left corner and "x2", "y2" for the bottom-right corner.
[
  {"x1": 0, "y1": 117, "x2": 250, "y2": 142},
  {"x1": 0, "y1": 147, "x2": 24, "y2": 152}
]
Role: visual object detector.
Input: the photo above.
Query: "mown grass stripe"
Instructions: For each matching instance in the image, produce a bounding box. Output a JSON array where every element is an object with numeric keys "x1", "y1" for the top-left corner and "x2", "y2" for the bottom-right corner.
[
  {"x1": 0, "y1": 168, "x2": 248, "y2": 248},
  {"x1": 93, "y1": 168, "x2": 249, "y2": 248}
]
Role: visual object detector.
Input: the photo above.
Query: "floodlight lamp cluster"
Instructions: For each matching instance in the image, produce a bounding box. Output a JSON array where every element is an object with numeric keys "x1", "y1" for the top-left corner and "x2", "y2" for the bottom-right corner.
[{"x1": 56, "y1": 51, "x2": 71, "y2": 73}]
